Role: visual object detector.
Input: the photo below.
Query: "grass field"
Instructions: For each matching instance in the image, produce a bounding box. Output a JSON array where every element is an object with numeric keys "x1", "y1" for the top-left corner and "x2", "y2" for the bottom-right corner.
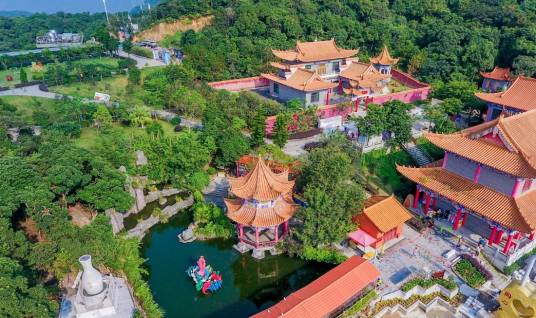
[
  {"x1": 50, "y1": 66, "x2": 161, "y2": 105},
  {"x1": 76, "y1": 120, "x2": 177, "y2": 151},
  {"x1": 0, "y1": 96, "x2": 58, "y2": 124}
]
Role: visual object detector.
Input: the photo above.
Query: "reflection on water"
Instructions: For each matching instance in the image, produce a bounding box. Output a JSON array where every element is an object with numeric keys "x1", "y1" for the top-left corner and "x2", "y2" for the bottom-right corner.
[{"x1": 141, "y1": 212, "x2": 332, "y2": 318}]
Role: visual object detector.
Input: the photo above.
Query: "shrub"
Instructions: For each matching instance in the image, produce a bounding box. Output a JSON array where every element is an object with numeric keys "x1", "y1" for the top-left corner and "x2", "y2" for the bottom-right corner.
[
  {"x1": 131, "y1": 46, "x2": 154, "y2": 59},
  {"x1": 340, "y1": 289, "x2": 377, "y2": 317},
  {"x1": 401, "y1": 277, "x2": 456, "y2": 292},
  {"x1": 301, "y1": 245, "x2": 347, "y2": 264},
  {"x1": 192, "y1": 195, "x2": 233, "y2": 239},
  {"x1": 453, "y1": 254, "x2": 491, "y2": 288},
  {"x1": 206, "y1": 167, "x2": 217, "y2": 175},
  {"x1": 170, "y1": 116, "x2": 182, "y2": 126}
]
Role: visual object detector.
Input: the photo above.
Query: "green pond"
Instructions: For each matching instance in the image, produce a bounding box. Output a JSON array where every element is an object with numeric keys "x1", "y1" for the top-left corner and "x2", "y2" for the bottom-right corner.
[{"x1": 141, "y1": 211, "x2": 333, "y2": 318}]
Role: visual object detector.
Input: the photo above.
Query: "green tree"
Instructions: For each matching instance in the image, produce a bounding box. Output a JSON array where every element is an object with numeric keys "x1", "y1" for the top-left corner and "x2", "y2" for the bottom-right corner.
[
  {"x1": 353, "y1": 103, "x2": 385, "y2": 146},
  {"x1": 215, "y1": 127, "x2": 250, "y2": 167},
  {"x1": 383, "y1": 100, "x2": 414, "y2": 146},
  {"x1": 93, "y1": 104, "x2": 113, "y2": 130},
  {"x1": 146, "y1": 121, "x2": 164, "y2": 138},
  {"x1": 19, "y1": 67, "x2": 28, "y2": 83},
  {"x1": 122, "y1": 39, "x2": 133, "y2": 53},
  {"x1": 250, "y1": 110, "x2": 266, "y2": 147},
  {"x1": 272, "y1": 113, "x2": 289, "y2": 148},
  {"x1": 128, "y1": 67, "x2": 141, "y2": 86},
  {"x1": 129, "y1": 106, "x2": 152, "y2": 128}
]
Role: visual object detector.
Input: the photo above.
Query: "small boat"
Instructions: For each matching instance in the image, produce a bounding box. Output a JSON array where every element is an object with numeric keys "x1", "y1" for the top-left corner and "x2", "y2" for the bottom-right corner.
[{"x1": 186, "y1": 256, "x2": 222, "y2": 294}]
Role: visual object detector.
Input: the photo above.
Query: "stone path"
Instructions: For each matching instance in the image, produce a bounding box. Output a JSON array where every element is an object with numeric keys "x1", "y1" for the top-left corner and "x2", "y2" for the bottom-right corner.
[
  {"x1": 0, "y1": 84, "x2": 60, "y2": 99},
  {"x1": 126, "y1": 196, "x2": 194, "y2": 239},
  {"x1": 403, "y1": 141, "x2": 433, "y2": 166}
]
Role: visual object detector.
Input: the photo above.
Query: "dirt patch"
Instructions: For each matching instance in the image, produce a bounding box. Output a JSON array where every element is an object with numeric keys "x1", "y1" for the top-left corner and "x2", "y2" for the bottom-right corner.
[
  {"x1": 19, "y1": 217, "x2": 47, "y2": 242},
  {"x1": 134, "y1": 15, "x2": 214, "y2": 43},
  {"x1": 68, "y1": 203, "x2": 96, "y2": 228}
]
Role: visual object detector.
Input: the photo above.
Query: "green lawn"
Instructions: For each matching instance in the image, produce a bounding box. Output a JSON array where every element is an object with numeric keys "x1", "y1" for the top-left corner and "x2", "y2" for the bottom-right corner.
[
  {"x1": 76, "y1": 120, "x2": 177, "y2": 151},
  {"x1": 0, "y1": 96, "x2": 58, "y2": 124},
  {"x1": 360, "y1": 148, "x2": 416, "y2": 196},
  {"x1": 0, "y1": 67, "x2": 34, "y2": 87},
  {"x1": 49, "y1": 66, "x2": 161, "y2": 105}
]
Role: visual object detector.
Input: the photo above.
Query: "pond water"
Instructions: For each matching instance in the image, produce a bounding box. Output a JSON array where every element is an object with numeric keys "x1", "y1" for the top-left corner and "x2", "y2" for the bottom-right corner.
[{"x1": 141, "y1": 211, "x2": 333, "y2": 318}]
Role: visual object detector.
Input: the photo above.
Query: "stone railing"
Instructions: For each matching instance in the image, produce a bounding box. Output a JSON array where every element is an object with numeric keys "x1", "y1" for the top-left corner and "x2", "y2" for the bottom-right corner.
[
  {"x1": 372, "y1": 297, "x2": 457, "y2": 318},
  {"x1": 374, "y1": 283, "x2": 458, "y2": 305},
  {"x1": 483, "y1": 237, "x2": 536, "y2": 271}
]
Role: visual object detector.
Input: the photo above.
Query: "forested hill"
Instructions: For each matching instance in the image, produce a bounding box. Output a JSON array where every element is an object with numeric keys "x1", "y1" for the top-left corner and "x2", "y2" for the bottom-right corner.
[
  {"x1": 0, "y1": 13, "x2": 107, "y2": 52},
  {"x1": 150, "y1": 0, "x2": 536, "y2": 83}
]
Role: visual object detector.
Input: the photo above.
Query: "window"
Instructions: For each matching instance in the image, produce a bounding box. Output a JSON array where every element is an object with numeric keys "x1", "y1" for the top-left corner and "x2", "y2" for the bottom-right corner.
[
  {"x1": 310, "y1": 92, "x2": 320, "y2": 103},
  {"x1": 318, "y1": 63, "x2": 327, "y2": 75},
  {"x1": 332, "y1": 61, "x2": 340, "y2": 73},
  {"x1": 273, "y1": 83, "x2": 279, "y2": 95},
  {"x1": 305, "y1": 64, "x2": 312, "y2": 70}
]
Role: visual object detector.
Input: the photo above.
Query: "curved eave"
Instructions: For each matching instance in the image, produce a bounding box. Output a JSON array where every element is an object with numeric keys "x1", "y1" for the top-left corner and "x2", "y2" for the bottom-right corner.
[{"x1": 396, "y1": 165, "x2": 534, "y2": 233}]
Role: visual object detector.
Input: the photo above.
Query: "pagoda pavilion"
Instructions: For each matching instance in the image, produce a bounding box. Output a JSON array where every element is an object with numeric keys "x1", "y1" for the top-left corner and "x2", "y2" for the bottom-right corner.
[
  {"x1": 369, "y1": 46, "x2": 399, "y2": 75},
  {"x1": 480, "y1": 66, "x2": 513, "y2": 93},
  {"x1": 397, "y1": 109, "x2": 536, "y2": 270},
  {"x1": 225, "y1": 157, "x2": 298, "y2": 257},
  {"x1": 476, "y1": 76, "x2": 536, "y2": 121}
]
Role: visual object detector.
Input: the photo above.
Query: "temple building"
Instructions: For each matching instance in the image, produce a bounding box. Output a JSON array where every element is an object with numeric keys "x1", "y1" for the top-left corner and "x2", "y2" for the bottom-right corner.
[
  {"x1": 476, "y1": 76, "x2": 536, "y2": 121},
  {"x1": 369, "y1": 46, "x2": 399, "y2": 75},
  {"x1": 480, "y1": 66, "x2": 513, "y2": 93},
  {"x1": 225, "y1": 157, "x2": 298, "y2": 259},
  {"x1": 262, "y1": 40, "x2": 399, "y2": 107},
  {"x1": 252, "y1": 256, "x2": 380, "y2": 318},
  {"x1": 397, "y1": 109, "x2": 536, "y2": 270},
  {"x1": 59, "y1": 255, "x2": 135, "y2": 318},
  {"x1": 348, "y1": 195, "x2": 412, "y2": 252}
]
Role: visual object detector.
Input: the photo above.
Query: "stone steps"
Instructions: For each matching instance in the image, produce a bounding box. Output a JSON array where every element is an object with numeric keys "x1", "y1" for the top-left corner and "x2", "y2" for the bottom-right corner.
[{"x1": 403, "y1": 141, "x2": 433, "y2": 167}]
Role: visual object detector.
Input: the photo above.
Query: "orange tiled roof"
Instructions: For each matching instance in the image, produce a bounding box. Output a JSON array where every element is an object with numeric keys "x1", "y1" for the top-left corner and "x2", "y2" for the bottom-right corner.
[
  {"x1": 396, "y1": 165, "x2": 536, "y2": 233},
  {"x1": 227, "y1": 157, "x2": 295, "y2": 201},
  {"x1": 270, "y1": 62, "x2": 290, "y2": 71},
  {"x1": 355, "y1": 195, "x2": 412, "y2": 233},
  {"x1": 262, "y1": 69, "x2": 338, "y2": 92},
  {"x1": 480, "y1": 67, "x2": 512, "y2": 81},
  {"x1": 251, "y1": 256, "x2": 380, "y2": 318},
  {"x1": 369, "y1": 46, "x2": 399, "y2": 65},
  {"x1": 271, "y1": 39, "x2": 358, "y2": 63},
  {"x1": 224, "y1": 193, "x2": 298, "y2": 227},
  {"x1": 339, "y1": 62, "x2": 389, "y2": 93},
  {"x1": 475, "y1": 76, "x2": 536, "y2": 111},
  {"x1": 497, "y1": 110, "x2": 536, "y2": 171},
  {"x1": 424, "y1": 132, "x2": 536, "y2": 177}
]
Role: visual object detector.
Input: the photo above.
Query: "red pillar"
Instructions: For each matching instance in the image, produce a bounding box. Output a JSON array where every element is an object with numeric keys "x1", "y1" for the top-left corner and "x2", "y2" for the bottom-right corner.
[
  {"x1": 494, "y1": 229, "x2": 504, "y2": 244},
  {"x1": 473, "y1": 164, "x2": 481, "y2": 183},
  {"x1": 274, "y1": 224, "x2": 279, "y2": 242},
  {"x1": 284, "y1": 221, "x2": 289, "y2": 235},
  {"x1": 365, "y1": 97, "x2": 370, "y2": 111},
  {"x1": 452, "y1": 209, "x2": 462, "y2": 230},
  {"x1": 488, "y1": 226, "x2": 497, "y2": 246},
  {"x1": 255, "y1": 227, "x2": 260, "y2": 248},
  {"x1": 325, "y1": 89, "x2": 331, "y2": 105},
  {"x1": 424, "y1": 194, "x2": 431, "y2": 215},
  {"x1": 503, "y1": 233, "x2": 514, "y2": 254},
  {"x1": 413, "y1": 189, "x2": 420, "y2": 209},
  {"x1": 338, "y1": 79, "x2": 343, "y2": 94},
  {"x1": 355, "y1": 98, "x2": 359, "y2": 112},
  {"x1": 530, "y1": 232, "x2": 535, "y2": 241},
  {"x1": 432, "y1": 197, "x2": 438, "y2": 210},
  {"x1": 461, "y1": 212, "x2": 469, "y2": 227}
]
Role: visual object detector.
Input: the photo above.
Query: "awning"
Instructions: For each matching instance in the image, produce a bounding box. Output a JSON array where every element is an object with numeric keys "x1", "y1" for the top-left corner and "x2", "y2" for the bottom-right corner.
[{"x1": 348, "y1": 229, "x2": 377, "y2": 247}]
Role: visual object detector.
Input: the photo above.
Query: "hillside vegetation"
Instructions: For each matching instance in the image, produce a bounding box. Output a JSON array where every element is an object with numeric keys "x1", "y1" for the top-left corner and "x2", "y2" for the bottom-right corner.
[{"x1": 147, "y1": 0, "x2": 536, "y2": 83}]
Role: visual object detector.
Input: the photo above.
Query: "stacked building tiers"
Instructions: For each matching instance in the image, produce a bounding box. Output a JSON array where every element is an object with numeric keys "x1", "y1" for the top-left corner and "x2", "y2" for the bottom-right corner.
[
  {"x1": 225, "y1": 157, "x2": 298, "y2": 248},
  {"x1": 397, "y1": 109, "x2": 536, "y2": 269}
]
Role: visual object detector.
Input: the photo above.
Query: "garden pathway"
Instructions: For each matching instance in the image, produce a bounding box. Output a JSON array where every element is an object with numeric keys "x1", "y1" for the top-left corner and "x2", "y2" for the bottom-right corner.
[
  {"x1": 117, "y1": 49, "x2": 166, "y2": 69},
  {"x1": 403, "y1": 141, "x2": 433, "y2": 166},
  {"x1": 0, "y1": 84, "x2": 60, "y2": 99}
]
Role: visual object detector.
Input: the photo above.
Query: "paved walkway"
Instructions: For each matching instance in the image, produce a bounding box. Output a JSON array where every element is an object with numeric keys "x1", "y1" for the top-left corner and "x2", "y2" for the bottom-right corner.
[
  {"x1": 117, "y1": 49, "x2": 166, "y2": 69},
  {"x1": 370, "y1": 225, "x2": 455, "y2": 294},
  {"x1": 281, "y1": 134, "x2": 321, "y2": 157},
  {"x1": 0, "y1": 84, "x2": 60, "y2": 99}
]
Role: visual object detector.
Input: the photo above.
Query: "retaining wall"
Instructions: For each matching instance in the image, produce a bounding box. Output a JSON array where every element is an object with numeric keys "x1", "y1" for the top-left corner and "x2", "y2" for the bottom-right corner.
[{"x1": 208, "y1": 76, "x2": 269, "y2": 92}]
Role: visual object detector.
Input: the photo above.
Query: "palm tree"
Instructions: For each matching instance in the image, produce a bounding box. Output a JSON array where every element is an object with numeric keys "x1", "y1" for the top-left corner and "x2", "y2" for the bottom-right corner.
[{"x1": 129, "y1": 105, "x2": 152, "y2": 128}]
